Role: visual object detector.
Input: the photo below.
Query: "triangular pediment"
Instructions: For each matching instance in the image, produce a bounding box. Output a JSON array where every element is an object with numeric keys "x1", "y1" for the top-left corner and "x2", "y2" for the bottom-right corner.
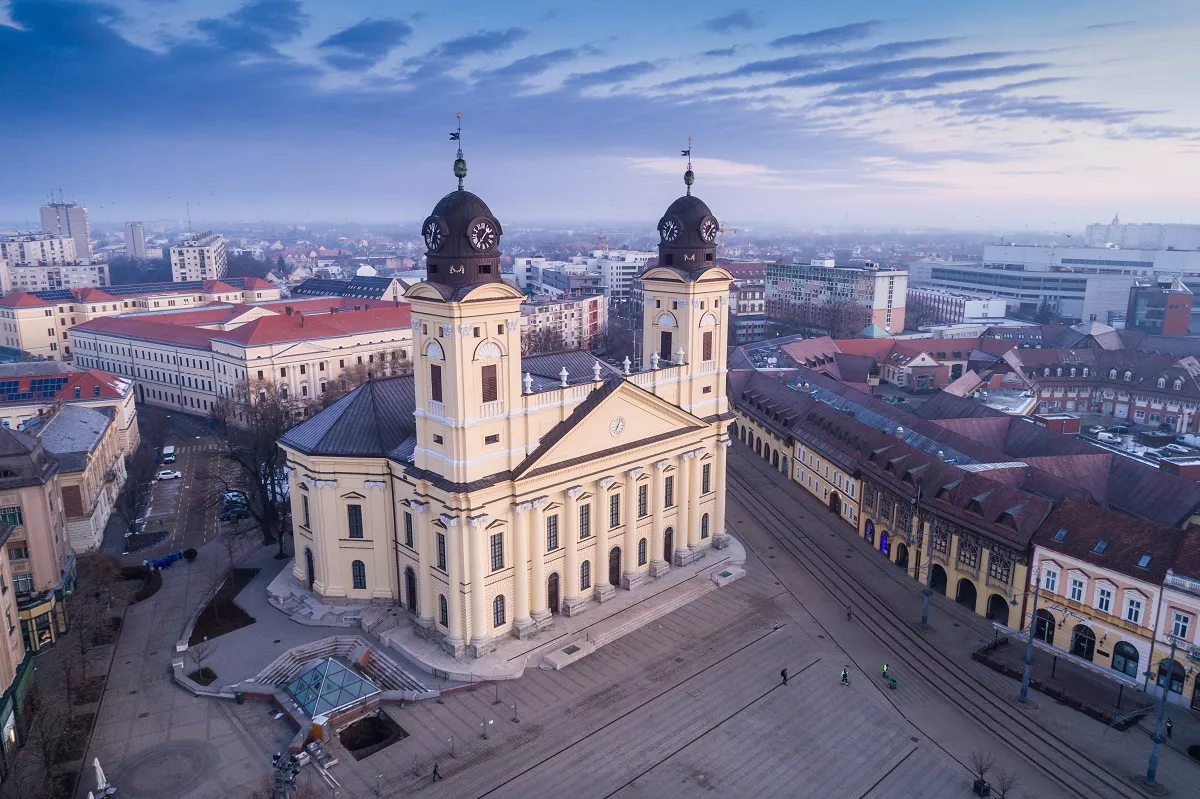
[{"x1": 514, "y1": 379, "x2": 707, "y2": 479}]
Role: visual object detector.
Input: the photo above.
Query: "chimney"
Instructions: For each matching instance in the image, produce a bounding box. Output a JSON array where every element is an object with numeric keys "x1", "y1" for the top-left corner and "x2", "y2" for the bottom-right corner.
[
  {"x1": 285, "y1": 306, "x2": 293, "y2": 315},
  {"x1": 299, "y1": 313, "x2": 304, "y2": 327},
  {"x1": 937, "y1": 450, "x2": 945, "y2": 461},
  {"x1": 895, "y1": 426, "x2": 905, "y2": 440}
]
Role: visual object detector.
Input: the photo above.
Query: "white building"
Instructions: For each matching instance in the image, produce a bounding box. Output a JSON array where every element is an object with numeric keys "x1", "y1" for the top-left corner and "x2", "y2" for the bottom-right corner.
[
  {"x1": 124, "y1": 222, "x2": 147, "y2": 259},
  {"x1": 521, "y1": 294, "x2": 608, "y2": 350},
  {"x1": 766, "y1": 259, "x2": 908, "y2": 334},
  {"x1": 40, "y1": 201, "x2": 91, "y2": 263},
  {"x1": 170, "y1": 232, "x2": 228, "y2": 282},
  {"x1": 0, "y1": 233, "x2": 77, "y2": 266},
  {"x1": 576, "y1": 250, "x2": 655, "y2": 303},
  {"x1": 1085, "y1": 215, "x2": 1200, "y2": 251}
]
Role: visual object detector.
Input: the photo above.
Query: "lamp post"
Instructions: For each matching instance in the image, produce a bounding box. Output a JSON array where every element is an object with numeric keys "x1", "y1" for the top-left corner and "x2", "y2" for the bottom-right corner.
[
  {"x1": 911, "y1": 485, "x2": 934, "y2": 629},
  {"x1": 1145, "y1": 636, "x2": 1179, "y2": 790},
  {"x1": 1011, "y1": 567, "x2": 1040, "y2": 704}
]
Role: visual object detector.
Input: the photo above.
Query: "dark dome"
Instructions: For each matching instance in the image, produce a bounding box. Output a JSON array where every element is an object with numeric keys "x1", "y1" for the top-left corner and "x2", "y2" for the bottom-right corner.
[
  {"x1": 656, "y1": 192, "x2": 719, "y2": 272},
  {"x1": 422, "y1": 188, "x2": 505, "y2": 289},
  {"x1": 663, "y1": 194, "x2": 713, "y2": 223}
]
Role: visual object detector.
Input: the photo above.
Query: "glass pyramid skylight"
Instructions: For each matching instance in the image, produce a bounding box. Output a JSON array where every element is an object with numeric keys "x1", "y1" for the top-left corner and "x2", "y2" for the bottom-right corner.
[{"x1": 286, "y1": 658, "x2": 380, "y2": 717}]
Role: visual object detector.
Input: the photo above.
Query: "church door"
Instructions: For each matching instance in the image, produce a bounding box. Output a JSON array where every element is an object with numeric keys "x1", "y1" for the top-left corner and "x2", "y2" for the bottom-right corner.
[
  {"x1": 664, "y1": 528, "x2": 674, "y2": 563},
  {"x1": 660, "y1": 331, "x2": 673, "y2": 362},
  {"x1": 404, "y1": 567, "x2": 417, "y2": 613},
  {"x1": 304, "y1": 548, "x2": 315, "y2": 591},
  {"x1": 609, "y1": 547, "x2": 622, "y2": 587},
  {"x1": 548, "y1": 573, "x2": 560, "y2": 614}
]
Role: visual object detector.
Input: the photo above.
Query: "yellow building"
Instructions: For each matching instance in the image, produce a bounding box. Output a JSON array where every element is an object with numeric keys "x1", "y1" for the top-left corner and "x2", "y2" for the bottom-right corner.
[{"x1": 280, "y1": 156, "x2": 733, "y2": 658}]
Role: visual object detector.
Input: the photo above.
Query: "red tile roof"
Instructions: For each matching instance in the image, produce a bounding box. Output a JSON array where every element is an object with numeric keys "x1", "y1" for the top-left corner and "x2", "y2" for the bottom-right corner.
[
  {"x1": 201, "y1": 280, "x2": 237, "y2": 292},
  {"x1": 0, "y1": 367, "x2": 127, "y2": 405},
  {"x1": 212, "y1": 305, "x2": 412, "y2": 347},
  {"x1": 72, "y1": 316, "x2": 221, "y2": 349},
  {"x1": 241, "y1": 277, "x2": 274, "y2": 289},
  {"x1": 0, "y1": 292, "x2": 51, "y2": 308},
  {"x1": 71, "y1": 287, "x2": 119, "y2": 302},
  {"x1": 1035, "y1": 499, "x2": 1183, "y2": 583}
]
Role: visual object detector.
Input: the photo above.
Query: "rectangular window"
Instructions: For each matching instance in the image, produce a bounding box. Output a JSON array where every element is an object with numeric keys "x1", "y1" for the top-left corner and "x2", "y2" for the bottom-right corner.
[
  {"x1": 609, "y1": 494, "x2": 620, "y2": 528},
  {"x1": 484, "y1": 434, "x2": 500, "y2": 445},
  {"x1": 490, "y1": 533, "x2": 504, "y2": 571},
  {"x1": 1173, "y1": 611, "x2": 1191, "y2": 639},
  {"x1": 301, "y1": 495, "x2": 310, "y2": 528},
  {"x1": 637, "y1": 484, "x2": 648, "y2": 517},
  {"x1": 702, "y1": 330, "x2": 713, "y2": 361},
  {"x1": 404, "y1": 511, "x2": 414, "y2": 547},
  {"x1": 481, "y1": 364, "x2": 498, "y2": 403},
  {"x1": 7, "y1": 547, "x2": 28, "y2": 561},
  {"x1": 579, "y1": 504, "x2": 591, "y2": 538},
  {"x1": 1126, "y1": 597, "x2": 1143, "y2": 624},
  {"x1": 1097, "y1": 588, "x2": 1112, "y2": 614},
  {"x1": 664, "y1": 476, "x2": 674, "y2": 507},
  {"x1": 436, "y1": 532, "x2": 447, "y2": 571},
  {"x1": 1043, "y1": 570, "x2": 1057, "y2": 592},
  {"x1": 0, "y1": 506, "x2": 23, "y2": 526},
  {"x1": 347, "y1": 504, "x2": 364, "y2": 539},
  {"x1": 433, "y1": 434, "x2": 444, "y2": 445},
  {"x1": 1069, "y1": 577, "x2": 1084, "y2": 603},
  {"x1": 430, "y1": 364, "x2": 443, "y2": 402},
  {"x1": 702, "y1": 463, "x2": 711, "y2": 494},
  {"x1": 546, "y1": 515, "x2": 559, "y2": 551},
  {"x1": 13, "y1": 574, "x2": 31, "y2": 594}
]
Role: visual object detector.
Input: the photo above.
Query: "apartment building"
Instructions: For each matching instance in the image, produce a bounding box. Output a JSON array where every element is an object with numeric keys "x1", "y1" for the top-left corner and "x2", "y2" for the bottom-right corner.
[
  {"x1": 582, "y1": 250, "x2": 655, "y2": 303},
  {"x1": 39, "y1": 201, "x2": 91, "y2": 263},
  {"x1": 0, "y1": 362, "x2": 138, "y2": 453},
  {"x1": 170, "y1": 232, "x2": 228, "y2": 282},
  {"x1": 520, "y1": 294, "x2": 607, "y2": 350},
  {"x1": 37, "y1": 405, "x2": 125, "y2": 553},
  {"x1": 726, "y1": 262, "x2": 768, "y2": 344},
  {"x1": 124, "y1": 222, "x2": 147, "y2": 259},
  {"x1": 1, "y1": 260, "x2": 111, "y2": 294},
  {"x1": 0, "y1": 276, "x2": 279, "y2": 360},
  {"x1": 0, "y1": 234, "x2": 76, "y2": 268},
  {"x1": 70, "y1": 304, "x2": 414, "y2": 416},
  {"x1": 906, "y1": 288, "x2": 1008, "y2": 326},
  {"x1": 766, "y1": 259, "x2": 907, "y2": 335}
]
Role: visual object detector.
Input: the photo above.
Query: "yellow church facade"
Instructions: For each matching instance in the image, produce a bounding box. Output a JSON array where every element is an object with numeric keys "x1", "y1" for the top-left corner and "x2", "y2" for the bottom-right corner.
[{"x1": 280, "y1": 157, "x2": 733, "y2": 658}]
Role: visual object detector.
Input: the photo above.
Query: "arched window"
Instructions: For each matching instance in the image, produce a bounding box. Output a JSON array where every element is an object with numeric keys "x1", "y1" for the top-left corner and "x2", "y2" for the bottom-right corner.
[
  {"x1": 1109, "y1": 369, "x2": 1117, "y2": 379},
  {"x1": 493, "y1": 595, "x2": 506, "y2": 627},
  {"x1": 637, "y1": 538, "x2": 647, "y2": 566},
  {"x1": 351, "y1": 560, "x2": 366, "y2": 590},
  {"x1": 655, "y1": 312, "x2": 678, "y2": 328},
  {"x1": 1055, "y1": 367, "x2": 1062, "y2": 377},
  {"x1": 699, "y1": 312, "x2": 718, "y2": 328},
  {"x1": 701, "y1": 513, "x2": 710, "y2": 539},
  {"x1": 1124, "y1": 371, "x2": 1132, "y2": 382},
  {"x1": 1158, "y1": 659, "x2": 1186, "y2": 693},
  {"x1": 1175, "y1": 379, "x2": 1183, "y2": 390},
  {"x1": 474, "y1": 341, "x2": 503, "y2": 360},
  {"x1": 425, "y1": 339, "x2": 445, "y2": 359},
  {"x1": 1158, "y1": 377, "x2": 1166, "y2": 388},
  {"x1": 1082, "y1": 367, "x2": 1089, "y2": 377},
  {"x1": 1112, "y1": 641, "x2": 1139, "y2": 678},
  {"x1": 439, "y1": 595, "x2": 448, "y2": 627},
  {"x1": 1069, "y1": 368, "x2": 1076, "y2": 377},
  {"x1": 581, "y1": 560, "x2": 591, "y2": 590}
]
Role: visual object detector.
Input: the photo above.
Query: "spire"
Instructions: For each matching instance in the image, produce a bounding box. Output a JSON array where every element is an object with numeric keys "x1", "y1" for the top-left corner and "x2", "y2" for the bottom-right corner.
[
  {"x1": 450, "y1": 112, "x2": 467, "y2": 190},
  {"x1": 681, "y1": 136, "x2": 694, "y2": 195}
]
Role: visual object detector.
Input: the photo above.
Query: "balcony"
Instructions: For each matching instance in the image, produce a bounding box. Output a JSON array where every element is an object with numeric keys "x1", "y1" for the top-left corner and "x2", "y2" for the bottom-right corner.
[
  {"x1": 479, "y1": 400, "x2": 505, "y2": 419},
  {"x1": 426, "y1": 400, "x2": 446, "y2": 419},
  {"x1": 1165, "y1": 572, "x2": 1200, "y2": 599}
]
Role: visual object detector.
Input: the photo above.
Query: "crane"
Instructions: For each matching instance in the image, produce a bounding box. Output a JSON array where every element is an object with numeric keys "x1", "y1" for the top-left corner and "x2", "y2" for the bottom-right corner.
[{"x1": 718, "y1": 227, "x2": 739, "y2": 259}]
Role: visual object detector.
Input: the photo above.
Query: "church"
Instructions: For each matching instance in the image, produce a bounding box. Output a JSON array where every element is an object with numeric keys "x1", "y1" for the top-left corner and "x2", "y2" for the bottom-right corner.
[{"x1": 279, "y1": 146, "x2": 734, "y2": 659}]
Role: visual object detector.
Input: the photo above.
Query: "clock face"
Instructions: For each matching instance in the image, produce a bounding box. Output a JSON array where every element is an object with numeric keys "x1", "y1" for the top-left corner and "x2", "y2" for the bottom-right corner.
[
  {"x1": 700, "y1": 217, "x2": 719, "y2": 243},
  {"x1": 610, "y1": 416, "x2": 625, "y2": 437},
  {"x1": 422, "y1": 217, "x2": 444, "y2": 251},
  {"x1": 659, "y1": 217, "x2": 680, "y2": 243},
  {"x1": 469, "y1": 219, "x2": 498, "y2": 251}
]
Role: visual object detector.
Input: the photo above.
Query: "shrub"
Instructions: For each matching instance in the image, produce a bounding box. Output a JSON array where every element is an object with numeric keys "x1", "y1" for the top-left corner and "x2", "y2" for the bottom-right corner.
[{"x1": 183, "y1": 548, "x2": 198, "y2": 562}]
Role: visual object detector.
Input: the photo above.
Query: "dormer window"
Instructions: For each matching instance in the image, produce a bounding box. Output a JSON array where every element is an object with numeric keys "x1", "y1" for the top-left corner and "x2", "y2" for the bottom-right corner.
[
  {"x1": 1082, "y1": 367, "x2": 1089, "y2": 377},
  {"x1": 1069, "y1": 368, "x2": 1076, "y2": 377},
  {"x1": 1174, "y1": 379, "x2": 1183, "y2": 391},
  {"x1": 1056, "y1": 368, "x2": 1062, "y2": 377},
  {"x1": 1043, "y1": 368, "x2": 1050, "y2": 377},
  {"x1": 966, "y1": 499, "x2": 984, "y2": 516},
  {"x1": 1158, "y1": 377, "x2": 1166, "y2": 389},
  {"x1": 1109, "y1": 369, "x2": 1117, "y2": 379}
]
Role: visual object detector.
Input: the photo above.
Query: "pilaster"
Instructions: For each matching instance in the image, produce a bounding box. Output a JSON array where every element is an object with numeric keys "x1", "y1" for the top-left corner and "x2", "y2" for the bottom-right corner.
[
  {"x1": 621, "y1": 467, "x2": 646, "y2": 591},
  {"x1": 594, "y1": 476, "x2": 616, "y2": 602},
  {"x1": 467, "y1": 513, "x2": 495, "y2": 658},
  {"x1": 410, "y1": 501, "x2": 436, "y2": 637},
  {"x1": 439, "y1": 513, "x2": 466, "y2": 658},
  {"x1": 713, "y1": 439, "x2": 731, "y2": 550},
  {"x1": 512, "y1": 501, "x2": 533, "y2": 636},
  {"x1": 530, "y1": 496, "x2": 553, "y2": 631},
  {"x1": 562, "y1": 486, "x2": 587, "y2": 616},
  {"x1": 650, "y1": 459, "x2": 671, "y2": 577}
]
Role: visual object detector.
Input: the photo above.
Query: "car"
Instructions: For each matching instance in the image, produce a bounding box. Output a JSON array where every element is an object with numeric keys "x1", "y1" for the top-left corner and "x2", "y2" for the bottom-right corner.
[
  {"x1": 1163, "y1": 444, "x2": 1192, "y2": 455},
  {"x1": 1107, "y1": 425, "x2": 1130, "y2": 435},
  {"x1": 156, "y1": 470, "x2": 182, "y2": 480},
  {"x1": 1088, "y1": 425, "x2": 1106, "y2": 434},
  {"x1": 220, "y1": 506, "x2": 250, "y2": 521}
]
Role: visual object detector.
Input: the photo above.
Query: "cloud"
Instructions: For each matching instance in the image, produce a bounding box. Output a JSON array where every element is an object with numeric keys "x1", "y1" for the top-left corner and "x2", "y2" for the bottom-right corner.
[
  {"x1": 700, "y1": 10, "x2": 760, "y2": 34},
  {"x1": 1112, "y1": 124, "x2": 1200, "y2": 141},
  {"x1": 827, "y1": 63, "x2": 1051, "y2": 94},
  {"x1": 194, "y1": 0, "x2": 308, "y2": 56},
  {"x1": 430, "y1": 27, "x2": 527, "y2": 60},
  {"x1": 773, "y1": 52, "x2": 1017, "y2": 88},
  {"x1": 317, "y1": 17, "x2": 412, "y2": 71},
  {"x1": 703, "y1": 47, "x2": 738, "y2": 57},
  {"x1": 899, "y1": 87, "x2": 1144, "y2": 124},
  {"x1": 474, "y1": 48, "x2": 580, "y2": 82},
  {"x1": 769, "y1": 21, "x2": 880, "y2": 49},
  {"x1": 564, "y1": 61, "x2": 658, "y2": 88}
]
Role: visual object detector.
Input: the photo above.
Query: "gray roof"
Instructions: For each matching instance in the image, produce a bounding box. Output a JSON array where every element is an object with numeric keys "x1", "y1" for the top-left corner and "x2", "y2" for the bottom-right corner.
[
  {"x1": 0, "y1": 362, "x2": 77, "y2": 377},
  {"x1": 280, "y1": 377, "x2": 416, "y2": 457},
  {"x1": 523, "y1": 350, "x2": 623, "y2": 392},
  {"x1": 38, "y1": 405, "x2": 113, "y2": 472}
]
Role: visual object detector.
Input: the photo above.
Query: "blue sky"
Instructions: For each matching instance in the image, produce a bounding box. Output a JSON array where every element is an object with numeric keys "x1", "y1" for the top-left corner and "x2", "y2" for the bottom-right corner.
[{"x1": 1, "y1": 0, "x2": 1198, "y2": 231}]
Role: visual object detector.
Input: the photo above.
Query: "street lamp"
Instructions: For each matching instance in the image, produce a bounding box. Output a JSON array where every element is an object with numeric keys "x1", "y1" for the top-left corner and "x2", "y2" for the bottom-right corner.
[
  {"x1": 910, "y1": 485, "x2": 934, "y2": 629},
  {"x1": 1010, "y1": 567, "x2": 1040, "y2": 704}
]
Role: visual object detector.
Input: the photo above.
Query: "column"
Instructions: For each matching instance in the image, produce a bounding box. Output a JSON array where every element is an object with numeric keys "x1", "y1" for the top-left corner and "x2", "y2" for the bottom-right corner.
[
  {"x1": 650, "y1": 459, "x2": 670, "y2": 577},
  {"x1": 530, "y1": 496, "x2": 550, "y2": 628},
  {"x1": 439, "y1": 513, "x2": 465, "y2": 658},
  {"x1": 412, "y1": 501, "x2": 434, "y2": 633},
  {"x1": 712, "y1": 439, "x2": 731, "y2": 550},
  {"x1": 674, "y1": 452, "x2": 693, "y2": 566},
  {"x1": 622, "y1": 467, "x2": 645, "y2": 590},
  {"x1": 562, "y1": 486, "x2": 585, "y2": 616},
  {"x1": 512, "y1": 502, "x2": 533, "y2": 636},
  {"x1": 688, "y1": 447, "x2": 704, "y2": 551},
  {"x1": 467, "y1": 513, "x2": 494, "y2": 657},
  {"x1": 594, "y1": 476, "x2": 616, "y2": 602}
]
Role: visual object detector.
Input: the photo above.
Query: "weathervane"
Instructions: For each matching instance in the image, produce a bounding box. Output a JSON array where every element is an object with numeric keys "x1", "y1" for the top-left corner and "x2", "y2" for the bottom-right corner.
[
  {"x1": 681, "y1": 136, "x2": 694, "y2": 195},
  {"x1": 450, "y1": 112, "x2": 467, "y2": 190}
]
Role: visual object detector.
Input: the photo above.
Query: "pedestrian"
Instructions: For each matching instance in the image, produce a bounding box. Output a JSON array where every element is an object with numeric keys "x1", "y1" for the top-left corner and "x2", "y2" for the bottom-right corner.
[
  {"x1": 1166, "y1": 719, "x2": 1174, "y2": 740},
  {"x1": 781, "y1": 668, "x2": 788, "y2": 686},
  {"x1": 847, "y1": 604, "x2": 853, "y2": 621},
  {"x1": 882, "y1": 664, "x2": 889, "y2": 678},
  {"x1": 841, "y1": 668, "x2": 850, "y2": 686},
  {"x1": 432, "y1": 762, "x2": 441, "y2": 782}
]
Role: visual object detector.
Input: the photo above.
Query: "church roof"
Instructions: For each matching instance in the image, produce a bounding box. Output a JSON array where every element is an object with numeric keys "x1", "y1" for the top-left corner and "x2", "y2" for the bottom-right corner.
[{"x1": 280, "y1": 376, "x2": 416, "y2": 458}]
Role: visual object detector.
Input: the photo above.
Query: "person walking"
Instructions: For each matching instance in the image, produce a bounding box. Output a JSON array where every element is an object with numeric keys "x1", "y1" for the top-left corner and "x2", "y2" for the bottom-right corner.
[
  {"x1": 840, "y1": 667, "x2": 850, "y2": 686},
  {"x1": 1166, "y1": 718, "x2": 1174, "y2": 740},
  {"x1": 432, "y1": 762, "x2": 441, "y2": 782},
  {"x1": 781, "y1": 668, "x2": 789, "y2": 685},
  {"x1": 847, "y1": 605, "x2": 853, "y2": 621},
  {"x1": 881, "y1": 664, "x2": 889, "y2": 678}
]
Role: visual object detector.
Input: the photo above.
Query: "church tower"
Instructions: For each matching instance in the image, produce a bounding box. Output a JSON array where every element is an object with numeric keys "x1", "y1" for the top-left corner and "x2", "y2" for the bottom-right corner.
[
  {"x1": 406, "y1": 122, "x2": 527, "y2": 486},
  {"x1": 640, "y1": 146, "x2": 733, "y2": 418}
]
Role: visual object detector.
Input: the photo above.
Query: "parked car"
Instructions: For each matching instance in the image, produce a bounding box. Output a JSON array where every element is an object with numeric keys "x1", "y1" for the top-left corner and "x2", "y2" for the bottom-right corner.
[
  {"x1": 1096, "y1": 432, "x2": 1121, "y2": 444},
  {"x1": 1088, "y1": 425, "x2": 1106, "y2": 434},
  {"x1": 156, "y1": 470, "x2": 182, "y2": 480},
  {"x1": 219, "y1": 505, "x2": 250, "y2": 521},
  {"x1": 1163, "y1": 444, "x2": 1192, "y2": 455},
  {"x1": 1107, "y1": 425, "x2": 1130, "y2": 435}
]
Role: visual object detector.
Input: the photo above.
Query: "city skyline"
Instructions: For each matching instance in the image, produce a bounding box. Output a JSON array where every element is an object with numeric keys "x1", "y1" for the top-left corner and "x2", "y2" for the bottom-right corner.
[{"x1": 1, "y1": 0, "x2": 1198, "y2": 229}]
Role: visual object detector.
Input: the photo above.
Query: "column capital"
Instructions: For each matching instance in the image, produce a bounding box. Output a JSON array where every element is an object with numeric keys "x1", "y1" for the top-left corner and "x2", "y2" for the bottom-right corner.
[
  {"x1": 626, "y1": 466, "x2": 645, "y2": 479},
  {"x1": 468, "y1": 513, "x2": 490, "y2": 528},
  {"x1": 532, "y1": 496, "x2": 551, "y2": 510},
  {"x1": 439, "y1": 513, "x2": 459, "y2": 528},
  {"x1": 407, "y1": 500, "x2": 431, "y2": 514},
  {"x1": 598, "y1": 476, "x2": 615, "y2": 490},
  {"x1": 681, "y1": 451, "x2": 697, "y2": 461},
  {"x1": 719, "y1": 439, "x2": 732, "y2": 449},
  {"x1": 689, "y1": 447, "x2": 707, "y2": 458},
  {"x1": 512, "y1": 501, "x2": 533, "y2": 514},
  {"x1": 565, "y1": 486, "x2": 584, "y2": 500},
  {"x1": 654, "y1": 459, "x2": 671, "y2": 472}
]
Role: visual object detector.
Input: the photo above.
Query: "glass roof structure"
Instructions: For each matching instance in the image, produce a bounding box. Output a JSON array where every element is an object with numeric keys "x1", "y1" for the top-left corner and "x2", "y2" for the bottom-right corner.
[{"x1": 286, "y1": 658, "x2": 380, "y2": 717}]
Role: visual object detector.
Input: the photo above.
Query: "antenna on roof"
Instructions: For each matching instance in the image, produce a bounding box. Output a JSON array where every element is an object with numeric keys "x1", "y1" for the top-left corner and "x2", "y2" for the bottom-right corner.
[
  {"x1": 186, "y1": 201, "x2": 193, "y2": 235},
  {"x1": 450, "y1": 113, "x2": 467, "y2": 191},
  {"x1": 681, "y1": 136, "x2": 694, "y2": 196}
]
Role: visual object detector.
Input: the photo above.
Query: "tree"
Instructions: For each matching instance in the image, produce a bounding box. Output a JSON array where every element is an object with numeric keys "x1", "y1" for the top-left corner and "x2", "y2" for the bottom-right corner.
[
  {"x1": 225, "y1": 254, "x2": 270, "y2": 279},
  {"x1": 521, "y1": 326, "x2": 567, "y2": 356},
  {"x1": 113, "y1": 450, "x2": 157, "y2": 536},
  {"x1": 210, "y1": 380, "x2": 296, "y2": 554},
  {"x1": 992, "y1": 767, "x2": 1020, "y2": 799},
  {"x1": 139, "y1": 406, "x2": 171, "y2": 456},
  {"x1": 316, "y1": 348, "x2": 412, "y2": 409},
  {"x1": 275, "y1": 255, "x2": 287, "y2": 273},
  {"x1": 1034, "y1": 297, "x2": 1058, "y2": 324},
  {"x1": 967, "y1": 751, "x2": 996, "y2": 785}
]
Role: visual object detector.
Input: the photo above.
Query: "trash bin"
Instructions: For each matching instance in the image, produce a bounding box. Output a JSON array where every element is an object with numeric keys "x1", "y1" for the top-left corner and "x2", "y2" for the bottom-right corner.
[
  {"x1": 973, "y1": 778, "x2": 991, "y2": 796},
  {"x1": 887, "y1": 676, "x2": 897, "y2": 690},
  {"x1": 235, "y1": 691, "x2": 244, "y2": 705}
]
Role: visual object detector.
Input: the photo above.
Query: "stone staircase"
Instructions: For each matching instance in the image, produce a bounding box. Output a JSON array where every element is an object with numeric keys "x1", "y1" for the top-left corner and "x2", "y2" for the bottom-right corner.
[
  {"x1": 265, "y1": 564, "x2": 368, "y2": 627},
  {"x1": 360, "y1": 606, "x2": 404, "y2": 637},
  {"x1": 254, "y1": 635, "x2": 429, "y2": 693}
]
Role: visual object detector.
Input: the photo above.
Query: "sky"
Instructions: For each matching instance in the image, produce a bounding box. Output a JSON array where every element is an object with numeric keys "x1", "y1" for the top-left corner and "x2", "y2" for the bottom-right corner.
[{"x1": 1, "y1": 0, "x2": 1198, "y2": 232}]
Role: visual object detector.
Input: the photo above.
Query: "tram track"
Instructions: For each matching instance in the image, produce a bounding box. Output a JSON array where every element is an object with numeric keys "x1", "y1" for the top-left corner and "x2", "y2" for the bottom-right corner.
[{"x1": 728, "y1": 450, "x2": 1147, "y2": 799}]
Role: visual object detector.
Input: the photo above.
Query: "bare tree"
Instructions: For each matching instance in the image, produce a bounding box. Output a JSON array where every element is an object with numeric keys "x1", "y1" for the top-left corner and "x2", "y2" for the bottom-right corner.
[
  {"x1": 967, "y1": 751, "x2": 996, "y2": 785},
  {"x1": 521, "y1": 326, "x2": 568, "y2": 356},
  {"x1": 112, "y1": 450, "x2": 157, "y2": 536},
  {"x1": 139, "y1": 406, "x2": 171, "y2": 455},
  {"x1": 992, "y1": 767, "x2": 1020, "y2": 799},
  {"x1": 189, "y1": 638, "x2": 220, "y2": 683}
]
